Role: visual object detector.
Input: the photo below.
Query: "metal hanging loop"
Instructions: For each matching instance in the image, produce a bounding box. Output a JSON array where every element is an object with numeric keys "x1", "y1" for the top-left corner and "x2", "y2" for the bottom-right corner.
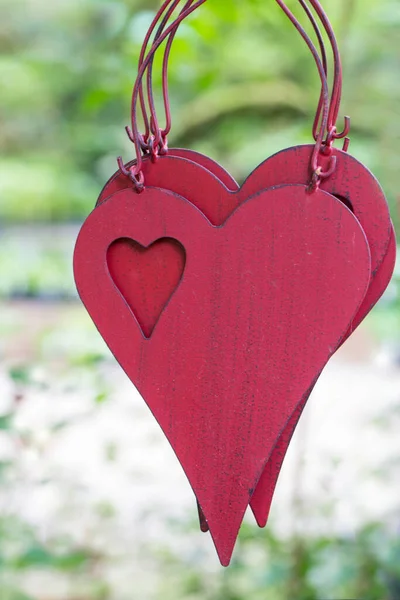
[
  {"x1": 152, "y1": 0, "x2": 339, "y2": 181},
  {"x1": 136, "y1": 0, "x2": 180, "y2": 146},
  {"x1": 307, "y1": 0, "x2": 350, "y2": 145},
  {"x1": 124, "y1": 0, "x2": 191, "y2": 169},
  {"x1": 122, "y1": 0, "x2": 342, "y2": 192},
  {"x1": 118, "y1": 0, "x2": 207, "y2": 191},
  {"x1": 274, "y1": 0, "x2": 335, "y2": 188},
  {"x1": 143, "y1": 0, "x2": 330, "y2": 154},
  {"x1": 143, "y1": 0, "x2": 195, "y2": 152},
  {"x1": 133, "y1": 0, "x2": 190, "y2": 154}
]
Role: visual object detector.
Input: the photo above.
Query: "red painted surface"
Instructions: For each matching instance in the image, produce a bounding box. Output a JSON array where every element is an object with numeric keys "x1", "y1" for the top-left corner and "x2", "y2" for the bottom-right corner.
[
  {"x1": 250, "y1": 225, "x2": 397, "y2": 528},
  {"x1": 75, "y1": 185, "x2": 371, "y2": 565},
  {"x1": 96, "y1": 147, "x2": 393, "y2": 528}
]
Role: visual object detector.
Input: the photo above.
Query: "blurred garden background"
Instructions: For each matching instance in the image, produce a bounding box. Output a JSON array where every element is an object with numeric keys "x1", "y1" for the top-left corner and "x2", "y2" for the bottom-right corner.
[{"x1": 1, "y1": 0, "x2": 400, "y2": 598}]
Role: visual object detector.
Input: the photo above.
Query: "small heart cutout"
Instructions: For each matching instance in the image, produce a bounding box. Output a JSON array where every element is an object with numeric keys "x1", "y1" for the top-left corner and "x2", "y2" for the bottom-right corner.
[{"x1": 107, "y1": 237, "x2": 186, "y2": 338}]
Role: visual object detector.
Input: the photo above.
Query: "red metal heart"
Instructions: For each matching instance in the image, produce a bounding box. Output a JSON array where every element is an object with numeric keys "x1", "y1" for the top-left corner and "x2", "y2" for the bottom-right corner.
[
  {"x1": 75, "y1": 185, "x2": 370, "y2": 565},
  {"x1": 99, "y1": 146, "x2": 396, "y2": 529},
  {"x1": 97, "y1": 147, "x2": 394, "y2": 530},
  {"x1": 107, "y1": 238, "x2": 186, "y2": 339}
]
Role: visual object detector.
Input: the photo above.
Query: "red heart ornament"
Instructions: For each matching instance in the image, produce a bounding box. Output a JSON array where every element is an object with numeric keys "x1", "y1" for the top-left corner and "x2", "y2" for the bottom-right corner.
[
  {"x1": 75, "y1": 184, "x2": 371, "y2": 565},
  {"x1": 97, "y1": 147, "x2": 394, "y2": 529}
]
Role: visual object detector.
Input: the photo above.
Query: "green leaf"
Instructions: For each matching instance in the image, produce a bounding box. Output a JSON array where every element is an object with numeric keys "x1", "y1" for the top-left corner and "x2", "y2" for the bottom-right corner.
[{"x1": 0, "y1": 414, "x2": 13, "y2": 430}]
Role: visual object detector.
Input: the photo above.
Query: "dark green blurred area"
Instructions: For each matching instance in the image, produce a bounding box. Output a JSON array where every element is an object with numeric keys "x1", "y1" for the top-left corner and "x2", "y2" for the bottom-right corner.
[
  {"x1": 1, "y1": 0, "x2": 399, "y2": 224},
  {"x1": 0, "y1": 1, "x2": 399, "y2": 599}
]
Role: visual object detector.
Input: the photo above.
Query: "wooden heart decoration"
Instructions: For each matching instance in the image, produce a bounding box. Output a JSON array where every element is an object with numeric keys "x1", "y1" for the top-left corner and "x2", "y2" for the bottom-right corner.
[
  {"x1": 107, "y1": 237, "x2": 186, "y2": 338},
  {"x1": 97, "y1": 148, "x2": 394, "y2": 529},
  {"x1": 75, "y1": 184, "x2": 371, "y2": 565}
]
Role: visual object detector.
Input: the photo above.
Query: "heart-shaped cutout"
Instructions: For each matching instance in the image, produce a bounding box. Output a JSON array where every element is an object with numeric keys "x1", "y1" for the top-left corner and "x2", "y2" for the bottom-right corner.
[{"x1": 107, "y1": 237, "x2": 185, "y2": 338}]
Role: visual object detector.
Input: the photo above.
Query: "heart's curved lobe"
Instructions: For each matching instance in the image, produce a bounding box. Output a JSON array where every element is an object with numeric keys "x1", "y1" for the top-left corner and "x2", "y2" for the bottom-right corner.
[
  {"x1": 107, "y1": 237, "x2": 186, "y2": 339},
  {"x1": 97, "y1": 148, "x2": 238, "y2": 203},
  {"x1": 75, "y1": 184, "x2": 371, "y2": 565}
]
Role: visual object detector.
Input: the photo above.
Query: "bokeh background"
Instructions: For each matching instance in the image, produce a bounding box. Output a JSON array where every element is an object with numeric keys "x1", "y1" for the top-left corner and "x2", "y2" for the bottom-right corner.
[{"x1": 1, "y1": 0, "x2": 400, "y2": 598}]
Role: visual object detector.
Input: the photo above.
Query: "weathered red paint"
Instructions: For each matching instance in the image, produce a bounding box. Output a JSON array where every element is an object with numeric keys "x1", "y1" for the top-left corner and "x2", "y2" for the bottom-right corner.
[
  {"x1": 75, "y1": 184, "x2": 371, "y2": 565},
  {"x1": 96, "y1": 146, "x2": 394, "y2": 528}
]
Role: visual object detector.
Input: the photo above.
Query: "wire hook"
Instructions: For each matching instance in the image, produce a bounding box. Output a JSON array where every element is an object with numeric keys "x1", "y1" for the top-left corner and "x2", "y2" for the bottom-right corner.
[
  {"x1": 127, "y1": 0, "x2": 207, "y2": 190},
  {"x1": 307, "y1": 0, "x2": 351, "y2": 144},
  {"x1": 128, "y1": 0, "x2": 341, "y2": 191},
  {"x1": 275, "y1": 0, "x2": 336, "y2": 186},
  {"x1": 117, "y1": 156, "x2": 145, "y2": 193}
]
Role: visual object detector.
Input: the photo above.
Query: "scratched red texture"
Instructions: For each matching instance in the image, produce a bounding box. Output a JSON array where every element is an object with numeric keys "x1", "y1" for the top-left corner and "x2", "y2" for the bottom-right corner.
[
  {"x1": 96, "y1": 147, "x2": 394, "y2": 529},
  {"x1": 74, "y1": 184, "x2": 371, "y2": 565}
]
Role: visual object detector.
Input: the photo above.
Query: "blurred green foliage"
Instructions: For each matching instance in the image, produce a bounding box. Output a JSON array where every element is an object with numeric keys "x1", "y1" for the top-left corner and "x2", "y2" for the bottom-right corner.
[
  {"x1": 0, "y1": 1, "x2": 399, "y2": 598},
  {"x1": 153, "y1": 521, "x2": 400, "y2": 600},
  {"x1": 0, "y1": 299, "x2": 399, "y2": 598},
  {"x1": 1, "y1": 0, "x2": 399, "y2": 224}
]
